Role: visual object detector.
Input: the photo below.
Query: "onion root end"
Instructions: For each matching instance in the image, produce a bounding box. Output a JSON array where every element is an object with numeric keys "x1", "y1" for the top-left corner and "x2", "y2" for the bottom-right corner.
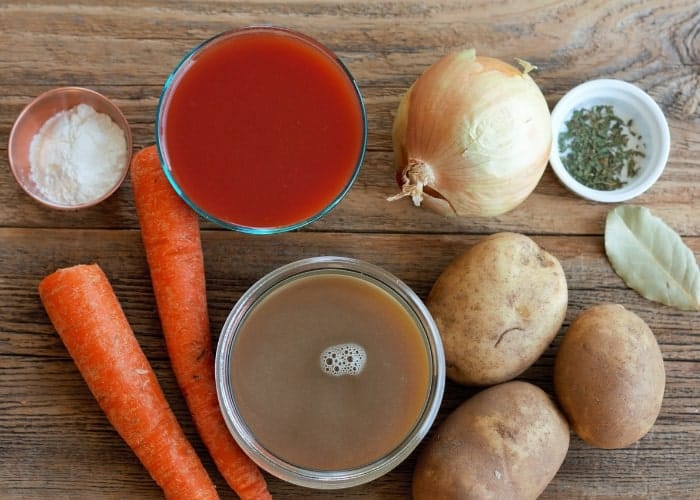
[{"x1": 387, "y1": 159, "x2": 435, "y2": 207}]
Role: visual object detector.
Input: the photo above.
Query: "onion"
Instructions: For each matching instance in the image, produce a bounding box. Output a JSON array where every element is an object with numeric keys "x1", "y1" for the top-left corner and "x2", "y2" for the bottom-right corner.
[{"x1": 389, "y1": 49, "x2": 552, "y2": 217}]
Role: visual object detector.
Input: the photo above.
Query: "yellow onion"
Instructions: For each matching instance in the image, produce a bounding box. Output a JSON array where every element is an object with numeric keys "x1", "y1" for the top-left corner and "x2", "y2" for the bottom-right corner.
[{"x1": 389, "y1": 49, "x2": 552, "y2": 217}]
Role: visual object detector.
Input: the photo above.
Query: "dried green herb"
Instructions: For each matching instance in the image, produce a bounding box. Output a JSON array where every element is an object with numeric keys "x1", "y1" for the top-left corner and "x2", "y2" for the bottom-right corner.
[{"x1": 558, "y1": 104, "x2": 646, "y2": 190}]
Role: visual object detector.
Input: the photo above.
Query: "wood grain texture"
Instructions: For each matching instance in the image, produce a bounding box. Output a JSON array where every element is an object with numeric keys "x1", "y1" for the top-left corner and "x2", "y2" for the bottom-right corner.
[{"x1": 1, "y1": 0, "x2": 698, "y2": 498}]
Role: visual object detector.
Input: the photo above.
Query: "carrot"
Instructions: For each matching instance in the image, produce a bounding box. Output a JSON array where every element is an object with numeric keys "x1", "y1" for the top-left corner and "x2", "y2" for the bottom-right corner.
[
  {"x1": 130, "y1": 145, "x2": 271, "y2": 500},
  {"x1": 38, "y1": 264, "x2": 219, "y2": 500}
]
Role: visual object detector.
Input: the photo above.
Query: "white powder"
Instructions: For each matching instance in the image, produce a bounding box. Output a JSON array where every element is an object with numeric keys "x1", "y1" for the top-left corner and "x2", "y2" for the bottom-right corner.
[{"x1": 29, "y1": 103, "x2": 128, "y2": 205}]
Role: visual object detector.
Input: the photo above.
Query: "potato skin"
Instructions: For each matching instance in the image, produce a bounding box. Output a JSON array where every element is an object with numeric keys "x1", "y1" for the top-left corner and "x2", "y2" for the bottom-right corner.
[
  {"x1": 427, "y1": 232, "x2": 567, "y2": 386},
  {"x1": 412, "y1": 381, "x2": 570, "y2": 500},
  {"x1": 554, "y1": 303, "x2": 665, "y2": 449}
]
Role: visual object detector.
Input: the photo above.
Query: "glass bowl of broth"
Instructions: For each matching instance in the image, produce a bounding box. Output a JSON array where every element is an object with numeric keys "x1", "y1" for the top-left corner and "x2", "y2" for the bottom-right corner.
[
  {"x1": 215, "y1": 256, "x2": 445, "y2": 489},
  {"x1": 156, "y1": 26, "x2": 367, "y2": 234}
]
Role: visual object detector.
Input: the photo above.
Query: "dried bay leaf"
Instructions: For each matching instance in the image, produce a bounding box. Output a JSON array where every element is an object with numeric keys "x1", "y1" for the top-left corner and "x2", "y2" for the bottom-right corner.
[{"x1": 605, "y1": 205, "x2": 700, "y2": 311}]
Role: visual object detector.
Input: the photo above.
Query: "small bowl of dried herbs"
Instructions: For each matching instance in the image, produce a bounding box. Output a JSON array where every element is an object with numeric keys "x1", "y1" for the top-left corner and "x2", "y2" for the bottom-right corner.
[{"x1": 549, "y1": 79, "x2": 670, "y2": 203}]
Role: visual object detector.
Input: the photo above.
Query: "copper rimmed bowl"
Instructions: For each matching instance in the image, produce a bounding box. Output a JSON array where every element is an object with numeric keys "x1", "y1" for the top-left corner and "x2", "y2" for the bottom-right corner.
[{"x1": 8, "y1": 87, "x2": 133, "y2": 210}]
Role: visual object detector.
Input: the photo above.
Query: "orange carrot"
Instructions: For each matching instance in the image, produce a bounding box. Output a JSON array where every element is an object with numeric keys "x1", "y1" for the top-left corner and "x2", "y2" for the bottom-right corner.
[
  {"x1": 38, "y1": 264, "x2": 219, "y2": 500},
  {"x1": 130, "y1": 145, "x2": 270, "y2": 500}
]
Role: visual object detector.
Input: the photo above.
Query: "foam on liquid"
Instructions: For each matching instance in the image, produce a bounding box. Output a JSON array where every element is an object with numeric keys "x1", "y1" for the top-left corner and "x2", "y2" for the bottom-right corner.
[{"x1": 320, "y1": 342, "x2": 366, "y2": 376}]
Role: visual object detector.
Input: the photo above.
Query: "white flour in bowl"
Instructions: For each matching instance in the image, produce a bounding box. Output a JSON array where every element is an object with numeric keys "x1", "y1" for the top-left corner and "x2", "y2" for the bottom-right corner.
[{"x1": 29, "y1": 103, "x2": 128, "y2": 205}]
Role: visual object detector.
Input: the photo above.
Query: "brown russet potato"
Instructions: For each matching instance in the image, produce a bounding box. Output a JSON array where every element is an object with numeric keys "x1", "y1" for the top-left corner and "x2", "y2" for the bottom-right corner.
[
  {"x1": 412, "y1": 381, "x2": 570, "y2": 500},
  {"x1": 554, "y1": 303, "x2": 665, "y2": 449},
  {"x1": 427, "y1": 232, "x2": 568, "y2": 386}
]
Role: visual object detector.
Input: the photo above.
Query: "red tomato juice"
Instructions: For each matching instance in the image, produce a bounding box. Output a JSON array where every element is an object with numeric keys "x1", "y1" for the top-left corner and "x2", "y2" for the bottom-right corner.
[{"x1": 158, "y1": 27, "x2": 366, "y2": 230}]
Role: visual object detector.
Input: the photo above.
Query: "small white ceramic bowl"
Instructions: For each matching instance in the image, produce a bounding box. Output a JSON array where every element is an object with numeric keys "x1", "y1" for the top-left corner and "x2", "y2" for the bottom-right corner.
[
  {"x1": 8, "y1": 87, "x2": 132, "y2": 210},
  {"x1": 549, "y1": 79, "x2": 670, "y2": 203}
]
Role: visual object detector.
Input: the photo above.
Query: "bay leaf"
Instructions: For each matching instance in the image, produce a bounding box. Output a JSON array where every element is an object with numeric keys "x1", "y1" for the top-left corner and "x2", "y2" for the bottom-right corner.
[{"x1": 605, "y1": 205, "x2": 700, "y2": 311}]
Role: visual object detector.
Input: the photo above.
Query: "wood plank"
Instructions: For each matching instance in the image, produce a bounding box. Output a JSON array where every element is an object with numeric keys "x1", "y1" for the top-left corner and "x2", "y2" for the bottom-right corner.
[
  {"x1": 2, "y1": 354, "x2": 699, "y2": 499},
  {"x1": 1, "y1": 150, "x2": 698, "y2": 234}
]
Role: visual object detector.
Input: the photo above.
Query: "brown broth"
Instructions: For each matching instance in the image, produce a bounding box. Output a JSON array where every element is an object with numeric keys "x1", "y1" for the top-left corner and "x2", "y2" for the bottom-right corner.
[{"x1": 230, "y1": 272, "x2": 431, "y2": 470}]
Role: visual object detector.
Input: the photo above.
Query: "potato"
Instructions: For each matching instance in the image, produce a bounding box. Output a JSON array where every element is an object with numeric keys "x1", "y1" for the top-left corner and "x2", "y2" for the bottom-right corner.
[
  {"x1": 554, "y1": 303, "x2": 665, "y2": 449},
  {"x1": 427, "y1": 232, "x2": 567, "y2": 386},
  {"x1": 413, "y1": 381, "x2": 570, "y2": 500}
]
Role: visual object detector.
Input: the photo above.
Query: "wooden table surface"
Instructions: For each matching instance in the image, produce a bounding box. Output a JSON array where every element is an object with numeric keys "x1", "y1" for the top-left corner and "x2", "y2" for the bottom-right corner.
[{"x1": 2, "y1": 1, "x2": 698, "y2": 498}]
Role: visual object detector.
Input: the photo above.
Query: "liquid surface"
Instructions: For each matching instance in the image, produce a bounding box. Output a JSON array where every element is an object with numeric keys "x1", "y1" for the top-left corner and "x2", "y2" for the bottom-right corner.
[
  {"x1": 230, "y1": 273, "x2": 430, "y2": 470},
  {"x1": 161, "y1": 29, "x2": 365, "y2": 229}
]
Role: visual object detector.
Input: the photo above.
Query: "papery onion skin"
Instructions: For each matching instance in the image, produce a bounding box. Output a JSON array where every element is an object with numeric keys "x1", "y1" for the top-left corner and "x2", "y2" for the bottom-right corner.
[{"x1": 391, "y1": 49, "x2": 552, "y2": 217}]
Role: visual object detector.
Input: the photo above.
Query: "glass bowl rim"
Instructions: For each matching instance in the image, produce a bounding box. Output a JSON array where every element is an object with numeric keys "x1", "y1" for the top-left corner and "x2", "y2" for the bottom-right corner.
[
  {"x1": 155, "y1": 26, "x2": 368, "y2": 234},
  {"x1": 214, "y1": 256, "x2": 446, "y2": 489}
]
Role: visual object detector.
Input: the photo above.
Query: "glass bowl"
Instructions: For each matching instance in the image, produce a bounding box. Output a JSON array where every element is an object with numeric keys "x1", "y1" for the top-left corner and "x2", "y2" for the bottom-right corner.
[
  {"x1": 215, "y1": 256, "x2": 445, "y2": 489},
  {"x1": 549, "y1": 79, "x2": 670, "y2": 203},
  {"x1": 8, "y1": 87, "x2": 132, "y2": 210},
  {"x1": 156, "y1": 26, "x2": 368, "y2": 234}
]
